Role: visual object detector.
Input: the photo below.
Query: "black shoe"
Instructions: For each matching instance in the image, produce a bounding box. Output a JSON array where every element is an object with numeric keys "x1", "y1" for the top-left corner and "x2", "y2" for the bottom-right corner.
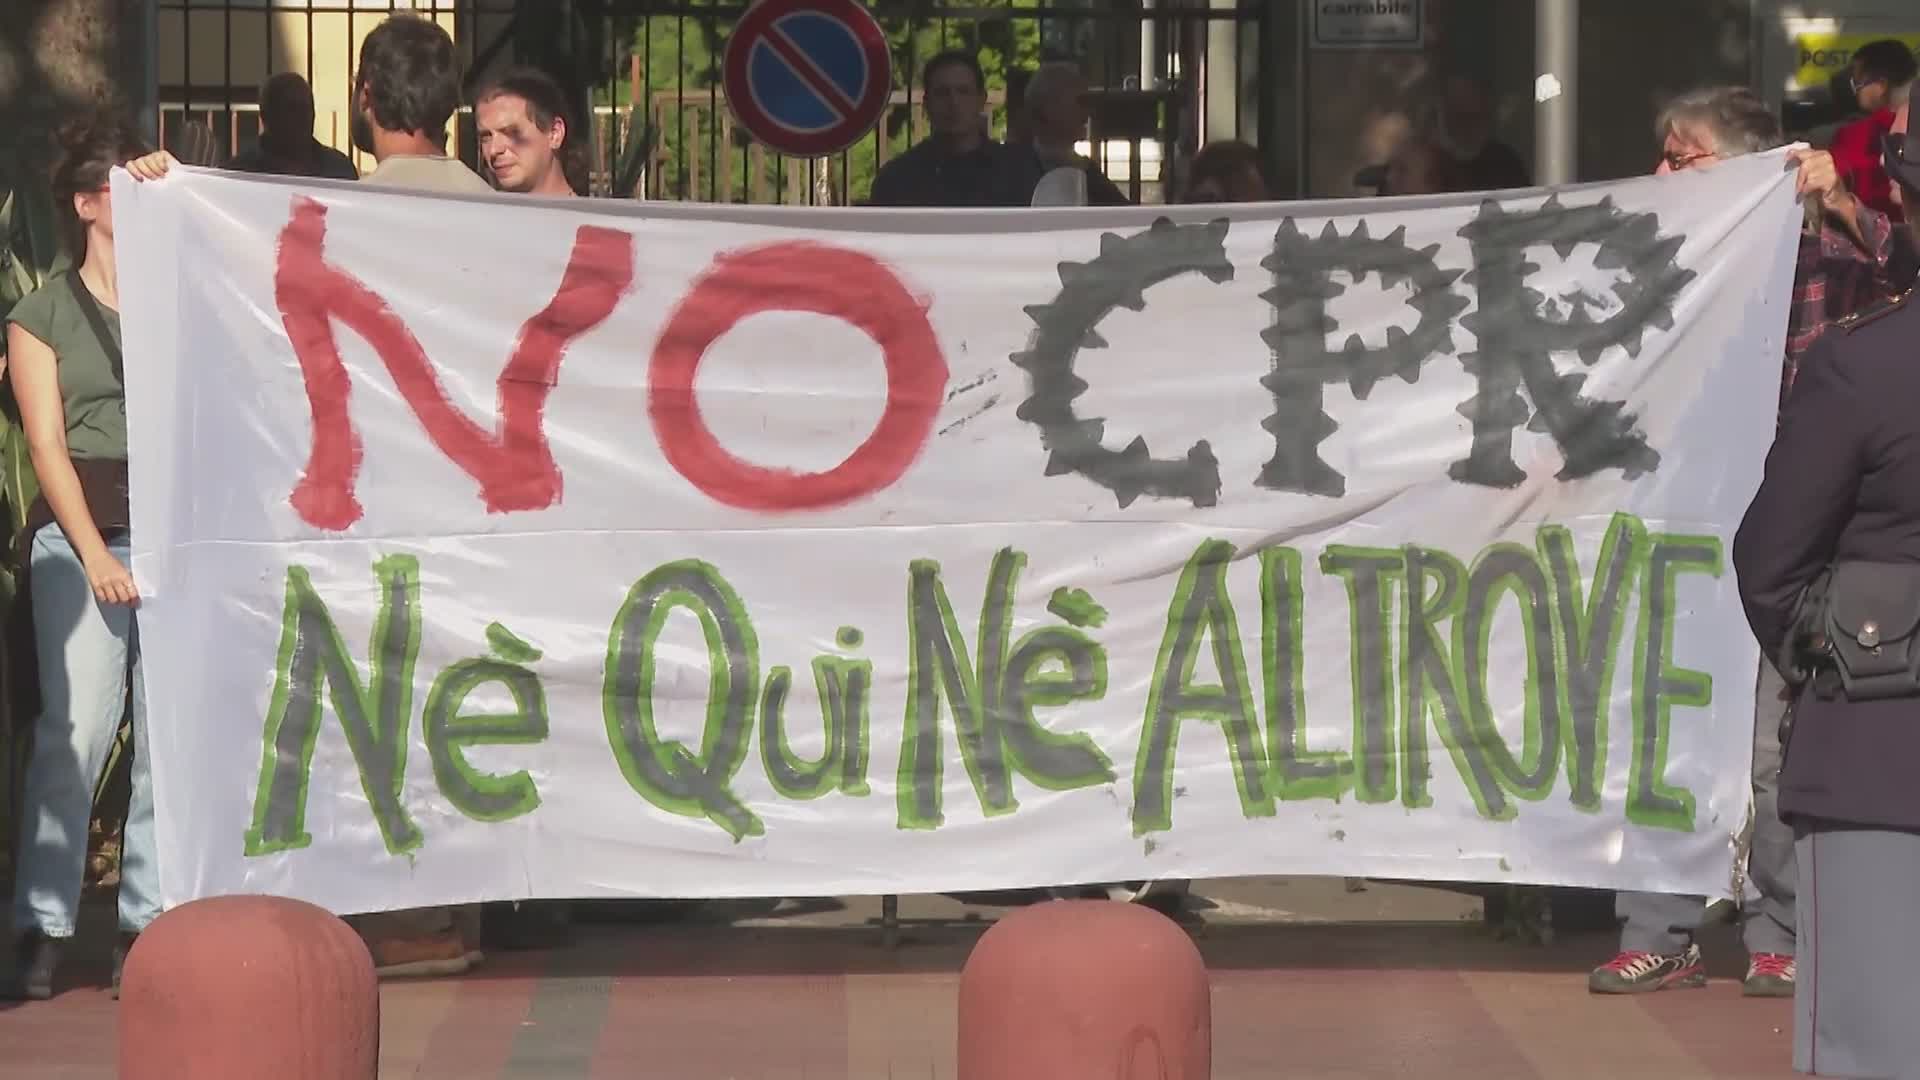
[
  {"x1": 482, "y1": 901, "x2": 573, "y2": 952},
  {"x1": 111, "y1": 932, "x2": 138, "y2": 1000},
  {"x1": 4, "y1": 931, "x2": 63, "y2": 1001}
]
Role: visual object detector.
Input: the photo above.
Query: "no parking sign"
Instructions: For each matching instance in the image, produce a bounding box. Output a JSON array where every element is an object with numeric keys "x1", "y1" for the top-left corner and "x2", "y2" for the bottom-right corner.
[{"x1": 722, "y1": 0, "x2": 893, "y2": 157}]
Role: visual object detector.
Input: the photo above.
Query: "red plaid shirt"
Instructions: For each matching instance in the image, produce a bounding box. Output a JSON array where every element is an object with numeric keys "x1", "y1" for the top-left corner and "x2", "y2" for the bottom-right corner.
[{"x1": 1782, "y1": 205, "x2": 1898, "y2": 408}]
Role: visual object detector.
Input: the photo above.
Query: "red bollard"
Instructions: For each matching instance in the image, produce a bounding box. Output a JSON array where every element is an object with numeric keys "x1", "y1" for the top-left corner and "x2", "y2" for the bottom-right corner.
[
  {"x1": 119, "y1": 895, "x2": 379, "y2": 1080},
  {"x1": 958, "y1": 899, "x2": 1210, "y2": 1080}
]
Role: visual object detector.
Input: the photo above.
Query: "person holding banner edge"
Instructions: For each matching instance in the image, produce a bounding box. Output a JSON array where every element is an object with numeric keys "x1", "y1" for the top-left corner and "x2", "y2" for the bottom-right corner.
[
  {"x1": 1731, "y1": 97, "x2": 1920, "y2": 1078},
  {"x1": 1, "y1": 115, "x2": 158, "y2": 1001},
  {"x1": 1588, "y1": 87, "x2": 1901, "y2": 999}
]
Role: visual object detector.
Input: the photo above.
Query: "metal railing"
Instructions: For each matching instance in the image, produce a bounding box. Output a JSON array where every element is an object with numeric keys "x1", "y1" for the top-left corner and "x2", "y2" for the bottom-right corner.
[{"x1": 155, "y1": 0, "x2": 1267, "y2": 205}]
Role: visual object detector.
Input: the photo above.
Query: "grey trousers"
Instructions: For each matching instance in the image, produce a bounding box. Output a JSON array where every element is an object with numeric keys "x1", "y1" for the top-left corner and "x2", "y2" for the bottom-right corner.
[
  {"x1": 1795, "y1": 823, "x2": 1920, "y2": 1078},
  {"x1": 1615, "y1": 658, "x2": 1796, "y2": 956}
]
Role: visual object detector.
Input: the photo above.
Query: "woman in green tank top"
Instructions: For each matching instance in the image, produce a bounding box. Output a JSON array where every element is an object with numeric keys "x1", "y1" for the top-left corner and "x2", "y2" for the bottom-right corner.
[{"x1": 2, "y1": 116, "x2": 158, "y2": 1001}]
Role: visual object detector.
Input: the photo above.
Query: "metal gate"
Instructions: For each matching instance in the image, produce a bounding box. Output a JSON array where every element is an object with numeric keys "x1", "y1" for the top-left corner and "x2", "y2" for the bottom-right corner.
[{"x1": 156, "y1": 0, "x2": 1269, "y2": 206}]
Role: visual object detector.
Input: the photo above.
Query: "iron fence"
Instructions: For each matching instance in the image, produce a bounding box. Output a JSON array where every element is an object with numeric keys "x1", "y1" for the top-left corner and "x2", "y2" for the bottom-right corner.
[{"x1": 155, "y1": 0, "x2": 1269, "y2": 205}]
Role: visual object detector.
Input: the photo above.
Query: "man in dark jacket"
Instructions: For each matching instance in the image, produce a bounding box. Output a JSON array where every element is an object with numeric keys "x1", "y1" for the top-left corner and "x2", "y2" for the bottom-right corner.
[
  {"x1": 868, "y1": 51, "x2": 1041, "y2": 208},
  {"x1": 1730, "y1": 99, "x2": 1919, "y2": 1079},
  {"x1": 226, "y1": 73, "x2": 360, "y2": 181}
]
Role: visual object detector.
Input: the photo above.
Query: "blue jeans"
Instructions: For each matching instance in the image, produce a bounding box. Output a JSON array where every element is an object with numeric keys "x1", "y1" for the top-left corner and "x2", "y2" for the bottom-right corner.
[{"x1": 11, "y1": 524, "x2": 158, "y2": 937}]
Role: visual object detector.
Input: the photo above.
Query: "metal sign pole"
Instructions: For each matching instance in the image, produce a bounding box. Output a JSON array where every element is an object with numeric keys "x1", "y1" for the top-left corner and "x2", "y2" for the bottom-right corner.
[{"x1": 1534, "y1": 0, "x2": 1578, "y2": 185}]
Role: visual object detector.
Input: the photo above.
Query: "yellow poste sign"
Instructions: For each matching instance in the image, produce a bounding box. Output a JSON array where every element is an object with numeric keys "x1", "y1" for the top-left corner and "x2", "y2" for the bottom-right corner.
[{"x1": 1792, "y1": 33, "x2": 1920, "y2": 93}]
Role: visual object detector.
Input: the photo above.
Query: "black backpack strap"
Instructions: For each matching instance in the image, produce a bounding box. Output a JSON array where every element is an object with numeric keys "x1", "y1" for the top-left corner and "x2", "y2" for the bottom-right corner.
[{"x1": 64, "y1": 269, "x2": 123, "y2": 387}]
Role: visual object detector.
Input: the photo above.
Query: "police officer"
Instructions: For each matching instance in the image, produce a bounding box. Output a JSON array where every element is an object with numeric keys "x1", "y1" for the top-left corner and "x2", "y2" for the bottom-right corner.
[{"x1": 1732, "y1": 98, "x2": 1920, "y2": 1078}]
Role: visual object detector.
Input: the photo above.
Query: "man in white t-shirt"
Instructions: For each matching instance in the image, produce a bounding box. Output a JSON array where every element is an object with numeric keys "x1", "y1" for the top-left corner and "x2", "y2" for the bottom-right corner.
[
  {"x1": 127, "y1": 12, "x2": 490, "y2": 980},
  {"x1": 347, "y1": 14, "x2": 492, "y2": 195}
]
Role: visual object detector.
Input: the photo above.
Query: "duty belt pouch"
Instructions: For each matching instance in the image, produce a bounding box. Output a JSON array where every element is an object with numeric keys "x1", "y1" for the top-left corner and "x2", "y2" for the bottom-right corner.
[
  {"x1": 1811, "y1": 561, "x2": 1920, "y2": 700},
  {"x1": 1780, "y1": 569, "x2": 1832, "y2": 688}
]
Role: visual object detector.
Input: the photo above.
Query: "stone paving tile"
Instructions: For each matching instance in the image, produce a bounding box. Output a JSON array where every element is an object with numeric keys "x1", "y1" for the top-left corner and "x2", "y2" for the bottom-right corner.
[
  {"x1": 1214, "y1": 968, "x2": 1543, "y2": 1079},
  {"x1": 0, "y1": 886, "x2": 1800, "y2": 1079}
]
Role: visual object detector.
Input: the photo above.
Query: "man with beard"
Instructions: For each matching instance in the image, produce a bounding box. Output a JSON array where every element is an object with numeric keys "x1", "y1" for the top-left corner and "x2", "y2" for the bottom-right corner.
[
  {"x1": 132, "y1": 12, "x2": 492, "y2": 981},
  {"x1": 134, "y1": 14, "x2": 488, "y2": 200},
  {"x1": 475, "y1": 67, "x2": 586, "y2": 197},
  {"x1": 295, "y1": 11, "x2": 491, "y2": 979},
  {"x1": 347, "y1": 15, "x2": 492, "y2": 195}
]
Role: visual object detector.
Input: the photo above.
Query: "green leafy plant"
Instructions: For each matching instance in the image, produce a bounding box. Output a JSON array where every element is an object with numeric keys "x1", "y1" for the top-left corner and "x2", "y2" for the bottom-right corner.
[
  {"x1": 1, "y1": 180, "x2": 59, "y2": 548},
  {"x1": 611, "y1": 113, "x2": 656, "y2": 199},
  {"x1": 0, "y1": 175, "x2": 62, "y2": 886}
]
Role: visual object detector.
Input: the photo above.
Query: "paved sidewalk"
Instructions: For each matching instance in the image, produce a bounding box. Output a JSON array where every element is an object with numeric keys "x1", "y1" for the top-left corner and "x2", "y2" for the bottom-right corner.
[{"x1": 0, "y1": 880, "x2": 1796, "y2": 1079}]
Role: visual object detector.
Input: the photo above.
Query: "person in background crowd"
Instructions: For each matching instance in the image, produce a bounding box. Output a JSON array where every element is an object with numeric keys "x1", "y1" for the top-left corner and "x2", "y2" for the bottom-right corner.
[
  {"x1": 1181, "y1": 139, "x2": 1268, "y2": 203},
  {"x1": 1, "y1": 115, "x2": 158, "y2": 1002},
  {"x1": 1730, "y1": 96, "x2": 1920, "y2": 1079},
  {"x1": 1589, "y1": 85, "x2": 1899, "y2": 1000},
  {"x1": 1015, "y1": 62, "x2": 1130, "y2": 207},
  {"x1": 131, "y1": 11, "x2": 491, "y2": 981},
  {"x1": 1434, "y1": 76, "x2": 1531, "y2": 191},
  {"x1": 1382, "y1": 136, "x2": 1468, "y2": 196},
  {"x1": 1828, "y1": 40, "x2": 1916, "y2": 223},
  {"x1": 226, "y1": 72, "x2": 359, "y2": 181},
  {"x1": 476, "y1": 66, "x2": 587, "y2": 197},
  {"x1": 868, "y1": 50, "x2": 1042, "y2": 207}
]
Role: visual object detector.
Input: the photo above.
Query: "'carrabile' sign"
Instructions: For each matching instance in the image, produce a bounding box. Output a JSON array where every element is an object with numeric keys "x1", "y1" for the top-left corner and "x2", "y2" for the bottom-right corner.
[{"x1": 116, "y1": 153, "x2": 1801, "y2": 914}]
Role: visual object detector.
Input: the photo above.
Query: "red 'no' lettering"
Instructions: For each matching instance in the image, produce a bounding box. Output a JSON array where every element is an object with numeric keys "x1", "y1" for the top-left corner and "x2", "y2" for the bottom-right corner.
[
  {"x1": 648, "y1": 241, "x2": 947, "y2": 511},
  {"x1": 274, "y1": 196, "x2": 634, "y2": 530}
]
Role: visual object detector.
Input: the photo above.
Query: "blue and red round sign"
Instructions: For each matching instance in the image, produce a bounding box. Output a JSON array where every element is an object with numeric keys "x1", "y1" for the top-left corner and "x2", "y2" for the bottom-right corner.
[{"x1": 723, "y1": 0, "x2": 893, "y2": 157}]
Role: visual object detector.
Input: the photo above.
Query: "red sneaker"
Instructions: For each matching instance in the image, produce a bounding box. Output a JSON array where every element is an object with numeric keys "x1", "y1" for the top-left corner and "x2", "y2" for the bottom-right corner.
[
  {"x1": 1743, "y1": 953, "x2": 1795, "y2": 998},
  {"x1": 1588, "y1": 945, "x2": 1707, "y2": 994}
]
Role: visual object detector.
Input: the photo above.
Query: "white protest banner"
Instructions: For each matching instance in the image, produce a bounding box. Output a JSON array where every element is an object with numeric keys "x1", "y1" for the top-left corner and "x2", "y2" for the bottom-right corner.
[{"x1": 116, "y1": 153, "x2": 1801, "y2": 914}]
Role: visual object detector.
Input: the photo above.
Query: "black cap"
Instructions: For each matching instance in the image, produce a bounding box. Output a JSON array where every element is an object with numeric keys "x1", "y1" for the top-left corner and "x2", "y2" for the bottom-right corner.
[{"x1": 1887, "y1": 121, "x2": 1920, "y2": 193}]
